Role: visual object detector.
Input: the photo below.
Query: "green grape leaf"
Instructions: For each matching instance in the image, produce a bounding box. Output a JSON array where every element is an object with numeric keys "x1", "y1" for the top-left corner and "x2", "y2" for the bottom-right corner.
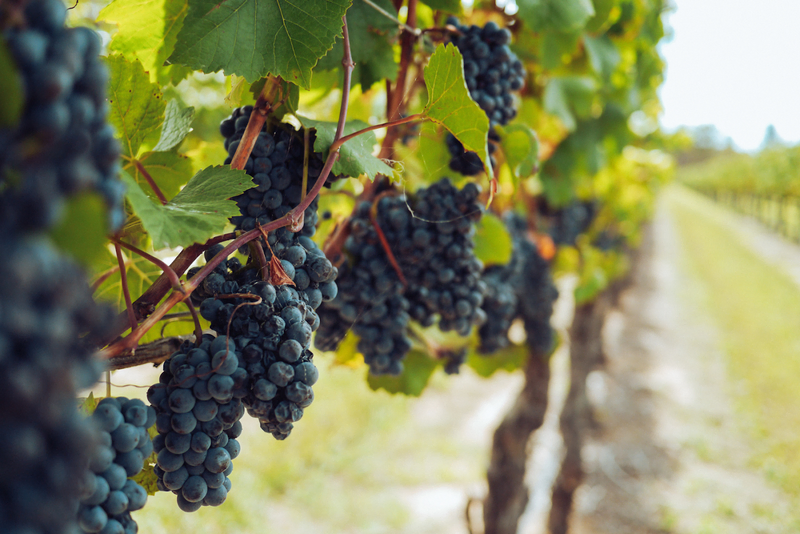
[
  {"x1": 584, "y1": 35, "x2": 621, "y2": 79},
  {"x1": 93, "y1": 248, "x2": 163, "y2": 309},
  {"x1": 225, "y1": 75, "x2": 249, "y2": 108},
  {"x1": 124, "y1": 150, "x2": 194, "y2": 202},
  {"x1": 542, "y1": 76, "x2": 596, "y2": 131},
  {"x1": 330, "y1": 331, "x2": 362, "y2": 366},
  {"x1": 299, "y1": 117, "x2": 396, "y2": 181},
  {"x1": 316, "y1": 0, "x2": 399, "y2": 90},
  {"x1": 540, "y1": 30, "x2": 581, "y2": 70},
  {"x1": 106, "y1": 54, "x2": 167, "y2": 158},
  {"x1": 168, "y1": 0, "x2": 350, "y2": 87},
  {"x1": 419, "y1": 0, "x2": 462, "y2": 14},
  {"x1": 78, "y1": 392, "x2": 97, "y2": 415},
  {"x1": 474, "y1": 212, "x2": 513, "y2": 267},
  {"x1": 132, "y1": 452, "x2": 159, "y2": 495},
  {"x1": 121, "y1": 166, "x2": 253, "y2": 249},
  {"x1": 422, "y1": 44, "x2": 491, "y2": 175},
  {"x1": 466, "y1": 343, "x2": 528, "y2": 377},
  {"x1": 152, "y1": 100, "x2": 195, "y2": 152},
  {"x1": 0, "y1": 39, "x2": 23, "y2": 128},
  {"x1": 498, "y1": 123, "x2": 540, "y2": 180},
  {"x1": 98, "y1": 0, "x2": 189, "y2": 83},
  {"x1": 585, "y1": 0, "x2": 617, "y2": 33},
  {"x1": 367, "y1": 350, "x2": 439, "y2": 396},
  {"x1": 49, "y1": 193, "x2": 109, "y2": 269},
  {"x1": 516, "y1": 0, "x2": 595, "y2": 33}
]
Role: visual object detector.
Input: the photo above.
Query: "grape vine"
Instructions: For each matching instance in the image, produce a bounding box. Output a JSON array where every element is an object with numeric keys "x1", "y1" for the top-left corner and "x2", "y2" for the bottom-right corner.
[{"x1": 0, "y1": 0, "x2": 670, "y2": 531}]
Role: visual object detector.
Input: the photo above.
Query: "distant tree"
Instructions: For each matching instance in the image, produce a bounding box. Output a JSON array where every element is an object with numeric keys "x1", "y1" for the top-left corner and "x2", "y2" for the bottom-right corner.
[{"x1": 760, "y1": 124, "x2": 784, "y2": 150}]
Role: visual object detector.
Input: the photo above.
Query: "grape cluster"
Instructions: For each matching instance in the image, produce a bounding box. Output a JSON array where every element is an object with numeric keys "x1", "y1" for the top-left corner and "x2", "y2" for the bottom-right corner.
[
  {"x1": 477, "y1": 214, "x2": 559, "y2": 357},
  {"x1": 0, "y1": 238, "x2": 111, "y2": 534},
  {"x1": 446, "y1": 130, "x2": 500, "y2": 177},
  {"x1": 0, "y1": 0, "x2": 124, "y2": 233},
  {"x1": 445, "y1": 18, "x2": 526, "y2": 175},
  {"x1": 147, "y1": 335, "x2": 245, "y2": 512},
  {"x1": 220, "y1": 107, "x2": 342, "y2": 244},
  {"x1": 478, "y1": 266, "x2": 519, "y2": 354},
  {"x1": 77, "y1": 397, "x2": 154, "y2": 534},
  {"x1": 546, "y1": 200, "x2": 598, "y2": 246},
  {"x1": 513, "y1": 238, "x2": 559, "y2": 355},
  {"x1": 447, "y1": 19, "x2": 525, "y2": 127},
  {"x1": 315, "y1": 178, "x2": 486, "y2": 375},
  {"x1": 192, "y1": 243, "x2": 330, "y2": 440}
]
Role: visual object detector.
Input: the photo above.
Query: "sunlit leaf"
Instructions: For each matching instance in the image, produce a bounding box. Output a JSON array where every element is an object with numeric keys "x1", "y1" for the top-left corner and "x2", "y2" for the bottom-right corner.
[
  {"x1": 474, "y1": 212, "x2": 513, "y2": 267},
  {"x1": 98, "y1": 0, "x2": 190, "y2": 84},
  {"x1": 367, "y1": 350, "x2": 439, "y2": 396},
  {"x1": 121, "y1": 166, "x2": 253, "y2": 248},
  {"x1": 466, "y1": 343, "x2": 528, "y2": 378},
  {"x1": 299, "y1": 117, "x2": 396, "y2": 181},
  {"x1": 106, "y1": 54, "x2": 167, "y2": 158},
  {"x1": 517, "y1": 0, "x2": 595, "y2": 33},
  {"x1": 316, "y1": 0, "x2": 399, "y2": 89},
  {"x1": 152, "y1": 100, "x2": 195, "y2": 152},
  {"x1": 168, "y1": 0, "x2": 350, "y2": 86},
  {"x1": 422, "y1": 44, "x2": 491, "y2": 175},
  {"x1": 123, "y1": 149, "x2": 193, "y2": 202}
]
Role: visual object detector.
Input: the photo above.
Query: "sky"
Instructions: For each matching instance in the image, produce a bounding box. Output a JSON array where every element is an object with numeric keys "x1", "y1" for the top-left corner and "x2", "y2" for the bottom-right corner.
[{"x1": 658, "y1": 0, "x2": 800, "y2": 151}]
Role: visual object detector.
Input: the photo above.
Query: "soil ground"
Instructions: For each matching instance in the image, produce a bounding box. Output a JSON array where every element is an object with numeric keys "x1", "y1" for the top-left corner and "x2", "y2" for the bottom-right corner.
[{"x1": 556, "y1": 187, "x2": 799, "y2": 534}]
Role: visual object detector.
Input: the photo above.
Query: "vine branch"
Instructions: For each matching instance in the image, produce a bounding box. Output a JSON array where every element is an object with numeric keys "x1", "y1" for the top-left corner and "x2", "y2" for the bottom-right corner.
[
  {"x1": 115, "y1": 243, "x2": 137, "y2": 332},
  {"x1": 110, "y1": 237, "x2": 184, "y2": 293},
  {"x1": 230, "y1": 76, "x2": 283, "y2": 170}
]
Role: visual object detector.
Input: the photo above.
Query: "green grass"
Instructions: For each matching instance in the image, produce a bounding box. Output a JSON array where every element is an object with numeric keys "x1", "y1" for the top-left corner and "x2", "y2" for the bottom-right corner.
[
  {"x1": 133, "y1": 358, "x2": 488, "y2": 533},
  {"x1": 666, "y1": 185, "x2": 800, "y2": 497}
]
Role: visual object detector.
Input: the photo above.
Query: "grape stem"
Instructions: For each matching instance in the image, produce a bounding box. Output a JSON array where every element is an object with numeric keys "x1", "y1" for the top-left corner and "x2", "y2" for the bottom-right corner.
[
  {"x1": 133, "y1": 159, "x2": 168, "y2": 205},
  {"x1": 361, "y1": 0, "x2": 418, "y2": 35},
  {"x1": 114, "y1": 243, "x2": 137, "y2": 332},
  {"x1": 284, "y1": 14, "x2": 354, "y2": 231},
  {"x1": 98, "y1": 232, "x2": 236, "y2": 348},
  {"x1": 185, "y1": 299, "x2": 203, "y2": 344},
  {"x1": 384, "y1": 0, "x2": 418, "y2": 160},
  {"x1": 369, "y1": 190, "x2": 408, "y2": 285},
  {"x1": 230, "y1": 76, "x2": 284, "y2": 171},
  {"x1": 110, "y1": 237, "x2": 185, "y2": 293},
  {"x1": 100, "y1": 16, "x2": 357, "y2": 359}
]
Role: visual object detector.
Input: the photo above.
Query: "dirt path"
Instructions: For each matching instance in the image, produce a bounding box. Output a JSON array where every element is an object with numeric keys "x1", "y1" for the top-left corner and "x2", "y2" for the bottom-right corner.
[{"x1": 555, "y1": 194, "x2": 796, "y2": 533}]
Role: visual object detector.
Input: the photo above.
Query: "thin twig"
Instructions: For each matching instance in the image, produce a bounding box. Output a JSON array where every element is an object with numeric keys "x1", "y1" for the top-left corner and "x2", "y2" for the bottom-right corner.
[
  {"x1": 185, "y1": 300, "x2": 203, "y2": 343},
  {"x1": 285, "y1": 14, "x2": 355, "y2": 230},
  {"x1": 337, "y1": 14, "x2": 355, "y2": 140},
  {"x1": 333, "y1": 114, "x2": 421, "y2": 150},
  {"x1": 115, "y1": 243, "x2": 137, "y2": 331},
  {"x1": 369, "y1": 192, "x2": 408, "y2": 285},
  {"x1": 110, "y1": 237, "x2": 184, "y2": 293},
  {"x1": 385, "y1": 0, "x2": 419, "y2": 152},
  {"x1": 361, "y1": 0, "x2": 417, "y2": 34},
  {"x1": 134, "y1": 160, "x2": 168, "y2": 205},
  {"x1": 100, "y1": 232, "x2": 237, "y2": 347}
]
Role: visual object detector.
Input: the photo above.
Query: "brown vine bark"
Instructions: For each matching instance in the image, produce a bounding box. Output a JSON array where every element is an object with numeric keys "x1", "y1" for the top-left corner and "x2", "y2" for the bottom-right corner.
[
  {"x1": 483, "y1": 348, "x2": 551, "y2": 534},
  {"x1": 548, "y1": 251, "x2": 641, "y2": 534}
]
